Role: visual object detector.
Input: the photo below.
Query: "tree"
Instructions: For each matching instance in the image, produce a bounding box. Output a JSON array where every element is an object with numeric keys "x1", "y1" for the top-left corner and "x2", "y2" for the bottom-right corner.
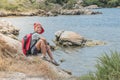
[{"x1": 107, "y1": 0, "x2": 119, "y2": 7}]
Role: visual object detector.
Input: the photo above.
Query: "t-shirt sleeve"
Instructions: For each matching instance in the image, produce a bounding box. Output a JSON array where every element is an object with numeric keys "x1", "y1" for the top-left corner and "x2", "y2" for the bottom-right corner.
[
  {"x1": 32, "y1": 33, "x2": 41, "y2": 40},
  {"x1": 30, "y1": 33, "x2": 41, "y2": 48}
]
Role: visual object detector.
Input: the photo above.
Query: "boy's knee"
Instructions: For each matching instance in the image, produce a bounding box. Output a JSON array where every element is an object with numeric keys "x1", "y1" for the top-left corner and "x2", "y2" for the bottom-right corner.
[
  {"x1": 47, "y1": 45, "x2": 51, "y2": 49},
  {"x1": 41, "y1": 38, "x2": 46, "y2": 41},
  {"x1": 37, "y1": 39, "x2": 44, "y2": 44}
]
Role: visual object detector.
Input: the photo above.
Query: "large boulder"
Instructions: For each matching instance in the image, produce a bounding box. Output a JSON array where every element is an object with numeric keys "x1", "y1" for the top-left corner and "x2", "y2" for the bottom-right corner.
[
  {"x1": 0, "y1": 33, "x2": 72, "y2": 80},
  {"x1": 54, "y1": 30, "x2": 106, "y2": 47},
  {"x1": 55, "y1": 30, "x2": 87, "y2": 47},
  {"x1": 0, "y1": 20, "x2": 20, "y2": 35},
  {"x1": 0, "y1": 33, "x2": 23, "y2": 58},
  {"x1": 0, "y1": 20, "x2": 20, "y2": 40}
]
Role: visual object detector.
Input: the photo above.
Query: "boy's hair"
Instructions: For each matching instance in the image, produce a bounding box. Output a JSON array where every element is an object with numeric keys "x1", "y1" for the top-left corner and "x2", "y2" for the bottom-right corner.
[{"x1": 34, "y1": 22, "x2": 45, "y2": 34}]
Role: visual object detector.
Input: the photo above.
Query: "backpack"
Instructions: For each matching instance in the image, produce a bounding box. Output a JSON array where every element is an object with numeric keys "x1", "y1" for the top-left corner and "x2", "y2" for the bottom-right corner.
[{"x1": 22, "y1": 33, "x2": 33, "y2": 56}]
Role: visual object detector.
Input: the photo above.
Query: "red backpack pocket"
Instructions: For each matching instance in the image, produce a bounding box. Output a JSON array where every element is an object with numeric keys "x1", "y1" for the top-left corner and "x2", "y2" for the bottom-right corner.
[{"x1": 22, "y1": 33, "x2": 32, "y2": 56}]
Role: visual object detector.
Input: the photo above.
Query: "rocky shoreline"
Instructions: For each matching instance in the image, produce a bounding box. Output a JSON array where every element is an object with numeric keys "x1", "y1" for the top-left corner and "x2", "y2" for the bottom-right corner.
[
  {"x1": 0, "y1": 20, "x2": 76, "y2": 80},
  {"x1": 0, "y1": 6, "x2": 102, "y2": 17}
]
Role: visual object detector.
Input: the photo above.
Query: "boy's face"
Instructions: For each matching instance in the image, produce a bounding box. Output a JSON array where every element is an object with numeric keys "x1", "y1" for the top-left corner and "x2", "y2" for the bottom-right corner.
[{"x1": 34, "y1": 24, "x2": 42, "y2": 33}]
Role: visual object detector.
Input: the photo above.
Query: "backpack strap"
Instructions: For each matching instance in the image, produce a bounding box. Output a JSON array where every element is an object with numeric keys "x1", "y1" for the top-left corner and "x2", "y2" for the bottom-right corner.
[
  {"x1": 29, "y1": 32, "x2": 37, "y2": 50},
  {"x1": 23, "y1": 36, "x2": 27, "y2": 49}
]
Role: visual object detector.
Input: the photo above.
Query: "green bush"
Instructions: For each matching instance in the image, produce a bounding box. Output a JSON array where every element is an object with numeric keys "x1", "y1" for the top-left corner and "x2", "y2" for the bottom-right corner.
[
  {"x1": 82, "y1": 0, "x2": 120, "y2": 7},
  {"x1": 107, "y1": 0, "x2": 119, "y2": 7},
  {"x1": 36, "y1": 2, "x2": 54, "y2": 11},
  {"x1": 46, "y1": 0, "x2": 76, "y2": 5},
  {"x1": 62, "y1": 0, "x2": 77, "y2": 9},
  {"x1": 0, "y1": 0, "x2": 8, "y2": 9},
  {"x1": 82, "y1": 0, "x2": 99, "y2": 6},
  {"x1": 4, "y1": 4, "x2": 18, "y2": 11},
  {"x1": 80, "y1": 51, "x2": 120, "y2": 80}
]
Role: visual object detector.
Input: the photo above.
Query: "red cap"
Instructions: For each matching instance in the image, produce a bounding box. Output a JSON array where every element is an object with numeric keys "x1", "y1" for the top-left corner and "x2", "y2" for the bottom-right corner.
[{"x1": 34, "y1": 22, "x2": 44, "y2": 34}]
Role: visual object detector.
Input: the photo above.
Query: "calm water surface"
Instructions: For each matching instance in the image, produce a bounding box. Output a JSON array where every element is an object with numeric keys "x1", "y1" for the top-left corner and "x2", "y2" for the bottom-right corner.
[{"x1": 1, "y1": 8, "x2": 120, "y2": 76}]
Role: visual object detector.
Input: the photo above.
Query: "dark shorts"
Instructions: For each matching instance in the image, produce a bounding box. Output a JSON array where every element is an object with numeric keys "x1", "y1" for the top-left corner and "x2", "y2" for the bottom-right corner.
[{"x1": 31, "y1": 46, "x2": 41, "y2": 55}]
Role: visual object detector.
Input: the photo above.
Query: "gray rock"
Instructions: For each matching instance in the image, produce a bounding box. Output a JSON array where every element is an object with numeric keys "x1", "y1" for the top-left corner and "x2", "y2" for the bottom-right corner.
[
  {"x1": 85, "y1": 40, "x2": 106, "y2": 47},
  {"x1": 0, "y1": 20, "x2": 20, "y2": 36},
  {"x1": 54, "y1": 30, "x2": 106, "y2": 47},
  {"x1": 0, "y1": 11, "x2": 7, "y2": 17},
  {"x1": 0, "y1": 33, "x2": 72, "y2": 80},
  {"x1": 117, "y1": 6, "x2": 120, "y2": 8},
  {"x1": 55, "y1": 30, "x2": 86, "y2": 47},
  {"x1": 60, "y1": 9, "x2": 102, "y2": 15},
  {"x1": 85, "y1": 5, "x2": 100, "y2": 9}
]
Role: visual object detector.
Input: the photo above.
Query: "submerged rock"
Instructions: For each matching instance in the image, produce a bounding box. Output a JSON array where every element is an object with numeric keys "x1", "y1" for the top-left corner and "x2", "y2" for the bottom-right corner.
[
  {"x1": 85, "y1": 40, "x2": 106, "y2": 47},
  {"x1": 85, "y1": 5, "x2": 100, "y2": 9},
  {"x1": 54, "y1": 30, "x2": 106, "y2": 47}
]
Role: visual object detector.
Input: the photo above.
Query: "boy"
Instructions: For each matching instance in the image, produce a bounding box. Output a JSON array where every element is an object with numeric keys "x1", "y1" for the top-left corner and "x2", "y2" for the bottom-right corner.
[{"x1": 30, "y1": 22, "x2": 59, "y2": 66}]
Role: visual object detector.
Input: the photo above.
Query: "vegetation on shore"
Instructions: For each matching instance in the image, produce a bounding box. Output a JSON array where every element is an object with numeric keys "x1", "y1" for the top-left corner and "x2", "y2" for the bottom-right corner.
[
  {"x1": 82, "y1": 0, "x2": 120, "y2": 7},
  {"x1": 80, "y1": 51, "x2": 120, "y2": 80},
  {"x1": 0, "y1": 0, "x2": 119, "y2": 12},
  {"x1": 0, "y1": 0, "x2": 77, "y2": 12}
]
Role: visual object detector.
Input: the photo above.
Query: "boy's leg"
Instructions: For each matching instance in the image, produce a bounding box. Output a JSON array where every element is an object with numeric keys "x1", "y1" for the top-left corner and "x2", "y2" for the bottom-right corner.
[
  {"x1": 47, "y1": 45, "x2": 59, "y2": 66},
  {"x1": 46, "y1": 45, "x2": 54, "y2": 60},
  {"x1": 35, "y1": 39, "x2": 47, "y2": 57},
  {"x1": 35, "y1": 39, "x2": 59, "y2": 66}
]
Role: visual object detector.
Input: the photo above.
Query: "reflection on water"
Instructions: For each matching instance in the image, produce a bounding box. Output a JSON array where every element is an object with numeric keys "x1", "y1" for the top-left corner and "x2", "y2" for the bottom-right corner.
[{"x1": 1, "y1": 8, "x2": 120, "y2": 76}]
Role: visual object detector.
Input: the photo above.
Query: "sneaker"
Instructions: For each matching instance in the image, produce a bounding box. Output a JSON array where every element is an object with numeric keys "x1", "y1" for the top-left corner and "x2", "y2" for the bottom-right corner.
[
  {"x1": 40, "y1": 56, "x2": 50, "y2": 61},
  {"x1": 51, "y1": 59, "x2": 59, "y2": 66}
]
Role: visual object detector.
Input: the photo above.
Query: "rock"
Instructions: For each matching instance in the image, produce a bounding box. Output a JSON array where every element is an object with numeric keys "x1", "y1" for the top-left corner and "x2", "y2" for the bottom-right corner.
[
  {"x1": 117, "y1": 6, "x2": 120, "y2": 8},
  {"x1": 73, "y1": 4, "x2": 84, "y2": 9},
  {"x1": 0, "y1": 33, "x2": 23, "y2": 58},
  {"x1": 46, "y1": 11, "x2": 57, "y2": 16},
  {"x1": 0, "y1": 33, "x2": 72, "y2": 80},
  {"x1": 8, "y1": 34, "x2": 18, "y2": 40},
  {"x1": 60, "y1": 9, "x2": 102, "y2": 15},
  {"x1": 62, "y1": 69, "x2": 72, "y2": 75},
  {"x1": 60, "y1": 58, "x2": 66, "y2": 63},
  {"x1": 85, "y1": 40, "x2": 106, "y2": 47},
  {"x1": 0, "y1": 6, "x2": 101, "y2": 17},
  {"x1": 55, "y1": 30, "x2": 86, "y2": 47},
  {"x1": 0, "y1": 20, "x2": 20, "y2": 36},
  {"x1": 36, "y1": 9, "x2": 46, "y2": 16},
  {"x1": 0, "y1": 11, "x2": 7, "y2": 17},
  {"x1": 54, "y1": 30, "x2": 106, "y2": 47},
  {"x1": 85, "y1": 5, "x2": 100, "y2": 9},
  {"x1": 0, "y1": 11, "x2": 36, "y2": 17},
  {"x1": 0, "y1": 71, "x2": 50, "y2": 80}
]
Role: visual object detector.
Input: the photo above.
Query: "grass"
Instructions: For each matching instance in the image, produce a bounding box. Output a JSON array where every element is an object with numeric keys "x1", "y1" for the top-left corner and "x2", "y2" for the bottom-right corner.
[
  {"x1": 80, "y1": 51, "x2": 120, "y2": 80},
  {"x1": 0, "y1": 0, "x2": 56, "y2": 12}
]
